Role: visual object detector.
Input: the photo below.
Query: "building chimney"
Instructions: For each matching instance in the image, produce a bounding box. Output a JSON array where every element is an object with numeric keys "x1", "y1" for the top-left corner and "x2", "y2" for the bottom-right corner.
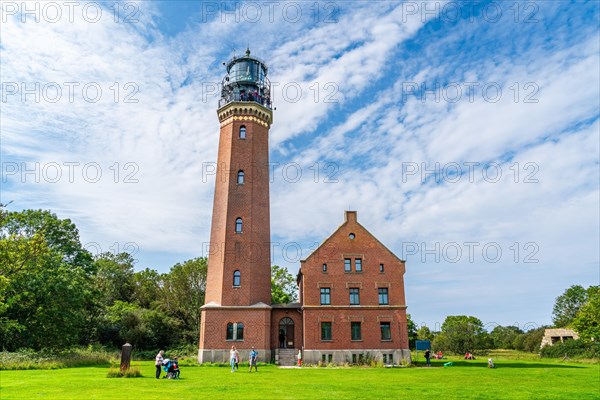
[{"x1": 345, "y1": 211, "x2": 357, "y2": 223}]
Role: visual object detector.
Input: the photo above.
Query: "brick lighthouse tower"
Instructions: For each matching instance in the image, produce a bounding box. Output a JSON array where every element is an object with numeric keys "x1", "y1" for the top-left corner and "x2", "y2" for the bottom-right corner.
[{"x1": 198, "y1": 49, "x2": 274, "y2": 363}]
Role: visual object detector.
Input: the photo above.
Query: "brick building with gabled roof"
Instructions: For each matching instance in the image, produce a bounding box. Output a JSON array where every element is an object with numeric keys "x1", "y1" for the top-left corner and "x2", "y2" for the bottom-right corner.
[
  {"x1": 198, "y1": 50, "x2": 410, "y2": 365},
  {"x1": 297, "y1": 211, "x2": 410, "y2": 365}
]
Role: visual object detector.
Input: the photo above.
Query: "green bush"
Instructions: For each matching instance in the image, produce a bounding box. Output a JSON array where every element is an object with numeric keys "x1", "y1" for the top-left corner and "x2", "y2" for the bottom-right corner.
[
  {"x1": 540, "y1": 339, "x2": 600, "y2": 359},
  {"x1": 0, "y1": 346, "x2": 116, "y2": 370}
]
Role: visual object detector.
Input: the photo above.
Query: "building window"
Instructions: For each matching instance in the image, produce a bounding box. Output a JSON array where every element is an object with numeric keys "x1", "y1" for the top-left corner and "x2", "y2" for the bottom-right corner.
[
  {"x1": 355, "y1": 258, "x2": 362, "y2": 272},
  {"x1": 349, "y1": 233, "x2": 355, "y2": 239},
  {"x1": 380, "y1": 322, "x2": 391, "y2": 340},
  {"x1": 235, "y1": 218, "x2": 242, "y2": 233},
  {"x1": 236, "y1": 322, "x2": 244, "y2": 340},
  {"x1": 344, "y1": 258, "x2": 351, "y2": 272},
  {"x1": 378, "y1": 288, "x2": 389, "y2": 305},
  {"x1": 321, "y1": 354, "x2": 333, "y2": 363},
  {"x1": 237, "y1": 170, "x2": 244, "y2": 184},
  {"x1": 226, "y1": 322, "x2": 234, "y2": 340},
  {"x1": 233, "y1": 270, "x2": 241, "y2": 287},
  {"x1": 321, "y1": 322, "x2": 332, "y2": 341},
  {"x1": 239, "y1": 126, "x2": 246, "y2": 139},
  {"x1": 226, "y1": 322, "x2": 244, "y2": 341},
  {"x1": 351, "y1": 322, "x2": 362, "y2": 340},
  {"x1": 383, "y1": 354, "x2": 387, "y2": 364},
  {"x1": 349, "y1": 288, "x2": 360, "y2": 305},
  {"x1": 322, "y1": 263, "x2": 327, "y2": 272},
  {"x1": 380, "y1": 263, "x2": 384, "y2": 272},
  {"x1": 320, "y1": 288, "x2": 331, "y2": 305}
]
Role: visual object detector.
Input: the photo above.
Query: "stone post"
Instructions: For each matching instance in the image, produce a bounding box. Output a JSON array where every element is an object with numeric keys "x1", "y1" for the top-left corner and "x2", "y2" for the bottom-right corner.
[{"x1": 120, "y1": 343, "x2": 132, "y2": 372}]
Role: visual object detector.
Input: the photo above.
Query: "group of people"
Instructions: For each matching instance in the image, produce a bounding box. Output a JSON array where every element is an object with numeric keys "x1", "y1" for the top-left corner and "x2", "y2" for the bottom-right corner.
[
  {"x1": 221, "y1": 90, "x2": 272, "y2": 108},
  {"x1": 424, "y1": 349, "x2": 444, "y2": 366},
  {"x1": 155, "y1": 350, "x2": 181, "y2": 379},
  {"x1": 230, "y1": 345, "x2": 259, "y2": 372}
]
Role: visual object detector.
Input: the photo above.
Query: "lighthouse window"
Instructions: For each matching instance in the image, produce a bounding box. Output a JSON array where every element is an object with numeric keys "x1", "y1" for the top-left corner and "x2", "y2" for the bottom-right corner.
[
  {"x1": 235, "y1": 218, "x2": 243, "y2": 233},
  {"x1": 239, "y1": 126, "x2": 246, "y2": 139},
  {"x1": 233, "y1": 270, "x2": 241, "y2": 287},
  {"x1": 237, "y1": 171, "x2": 245, "y2": 184}
]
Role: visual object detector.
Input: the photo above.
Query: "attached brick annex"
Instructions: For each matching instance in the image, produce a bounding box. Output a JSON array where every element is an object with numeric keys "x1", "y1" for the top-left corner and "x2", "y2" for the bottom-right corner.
[{"x1": 198, "y1": 50, "x2": 410, "y2": 365}]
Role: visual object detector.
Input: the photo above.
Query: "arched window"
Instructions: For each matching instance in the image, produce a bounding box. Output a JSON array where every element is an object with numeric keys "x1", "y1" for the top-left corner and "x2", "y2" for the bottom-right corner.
[
  {"x1": 237, "y1": 170, "x2": 245, "y2": 184},
  {"x1": 233, "y1": 270, "x2": 241, "y2": 287},
  {"x1": 239, "y1": 126, "x2": 246, "y2": 139},
  {"x1": 235, "y1": 218, "x2": 242, "y2": 233},
  {"x1": 226, "y1": 322, "x2": 234, "y2": 340},
  {"x1": 236, "y1": 322, "x2": 244, "y2": 340}
]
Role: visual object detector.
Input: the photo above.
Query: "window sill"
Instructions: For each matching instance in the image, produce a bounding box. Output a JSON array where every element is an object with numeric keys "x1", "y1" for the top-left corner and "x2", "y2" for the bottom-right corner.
[
  {"x1": 381, "y1": 339, "x2": 393, "y2": 342},
  {"x1": 320, "y1": 339, "x2": 333, "y2": 342},
  {"x1": 351, "y1": 339, "x2": 363, "y2": 342}
]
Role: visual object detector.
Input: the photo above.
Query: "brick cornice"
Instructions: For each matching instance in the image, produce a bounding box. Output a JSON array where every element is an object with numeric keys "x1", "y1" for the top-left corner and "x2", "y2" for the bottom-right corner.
[{"x1": 217, "y1": 102, "x2": 273, "y2": 127}]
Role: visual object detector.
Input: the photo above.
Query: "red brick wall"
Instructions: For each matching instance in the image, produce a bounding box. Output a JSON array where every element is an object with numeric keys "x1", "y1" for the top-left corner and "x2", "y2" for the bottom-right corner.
[
  {"x1": 199, "y1": 306, "x2": 271, "y2": 353},
  {"x1": 205, "y1": 103, "x2": 272, "y2": 306},
  {"x1": 271, "y1": 308, "x2": 303, "y2": 349},
  {"x1": 300, "y1": 211, "x2": 408, "y2": 350}
]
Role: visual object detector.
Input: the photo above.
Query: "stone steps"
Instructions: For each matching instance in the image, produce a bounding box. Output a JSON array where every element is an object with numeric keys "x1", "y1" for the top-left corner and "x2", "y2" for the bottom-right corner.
[{"x1": 275, "y1": 349, "x2": 298, "y2": 366}]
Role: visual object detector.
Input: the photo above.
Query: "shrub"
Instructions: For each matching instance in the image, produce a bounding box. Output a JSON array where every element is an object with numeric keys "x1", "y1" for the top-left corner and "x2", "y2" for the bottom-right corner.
[
  {"x1": 540, "y1": 339, "x2": 600, "y2": 359},
  {"x1": 0, "y1": 347, "x2": 115, "y2": 370},
  {"x1": 107, "y1": 367, "x2": 142, "y2": 378}
]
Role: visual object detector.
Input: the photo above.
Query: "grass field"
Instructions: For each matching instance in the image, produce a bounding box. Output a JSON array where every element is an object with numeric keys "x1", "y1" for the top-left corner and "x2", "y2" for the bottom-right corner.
[{"x1": 1, "y1": 355, "x2": 598, "y2": 400}]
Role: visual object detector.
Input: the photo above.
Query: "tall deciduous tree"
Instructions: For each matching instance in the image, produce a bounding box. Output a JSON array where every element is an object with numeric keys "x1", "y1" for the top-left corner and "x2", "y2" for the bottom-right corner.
[
  {"x1": 434, "y1": 315, "x2": 487, "y2": 354},
  {"x1": 0, "y1": 209, "x2": 94, "y2": 350},
  {"x1": 572, "y1": 286, "x2": 600, "y2": 341},
  {"x1": 552, "y1": 285, "x2": 588, "y2": 327},
  {"x1": 161, "y1": 257, "x2": 207, "y2": 343},
  {"x1": 490, "y1": 325, "x2": 523, "y2": 349},
  {"x1": 271, "y1": 265, "x2": 298, "y2": 304}
]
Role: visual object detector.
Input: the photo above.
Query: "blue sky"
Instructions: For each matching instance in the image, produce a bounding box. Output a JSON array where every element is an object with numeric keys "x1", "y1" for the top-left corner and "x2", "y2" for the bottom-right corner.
[{"x1": 1, "y1": 0, "x2": 599, "y2": 329}]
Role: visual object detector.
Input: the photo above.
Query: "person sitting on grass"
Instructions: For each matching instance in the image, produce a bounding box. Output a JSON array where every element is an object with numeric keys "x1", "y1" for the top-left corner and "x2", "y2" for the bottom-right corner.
[{"x1": 488, "y1": 358, "x2": 495, "y2": 368}]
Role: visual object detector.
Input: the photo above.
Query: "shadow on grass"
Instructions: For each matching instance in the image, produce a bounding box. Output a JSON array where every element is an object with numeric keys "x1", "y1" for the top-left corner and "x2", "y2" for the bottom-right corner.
[{"x1": 417, "y1": 361, "x2": 585, "y2": 369}]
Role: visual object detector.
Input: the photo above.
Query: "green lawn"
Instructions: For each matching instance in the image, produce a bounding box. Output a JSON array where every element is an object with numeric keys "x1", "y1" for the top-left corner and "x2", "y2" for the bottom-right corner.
[{"x1": 1, "y1": 357, "x2": 598, "y2": 400}]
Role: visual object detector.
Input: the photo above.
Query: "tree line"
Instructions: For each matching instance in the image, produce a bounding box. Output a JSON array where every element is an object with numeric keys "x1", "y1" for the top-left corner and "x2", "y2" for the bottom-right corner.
[
  {"x1": 409, "y1": 284, "x2": 598, "y2": 356},
  {"x1": 1, "y1": 207, "x2": 596, "y2": 356}
]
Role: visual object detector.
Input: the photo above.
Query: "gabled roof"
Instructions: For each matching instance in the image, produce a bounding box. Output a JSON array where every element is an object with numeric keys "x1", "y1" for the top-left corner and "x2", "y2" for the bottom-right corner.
[{"x1": 300, "y1": 211, "x2": 405, "y2": 266}]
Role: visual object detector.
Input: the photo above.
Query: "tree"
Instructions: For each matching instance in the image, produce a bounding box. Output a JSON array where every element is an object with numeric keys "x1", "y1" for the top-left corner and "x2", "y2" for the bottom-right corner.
[
  {"x1": 271, "y1": 265, "x2": 298, "y2": 304},
  {"x1": 131, "y1": 268, "x2": 162, "y2": 309},
  {"x1": 416, "y1": 325, "x2": 434, "y2": 341},
  {"x1": 406, "y1": 314, "x2": 417, "y2": 349},
  {"x1": 435, "y1": 315, "x2": 487, "y2": 354},
  {"x1": 513, "y1": 326, "x2": 547, "y2": 352},
  {"x1": 0, "y1": 209, "x2": 94, "y2": 350},
  {"x1": 94, "y1": 252, "x2": 135, "y2": 306},
  {"x1": 572, "y1": 287, "x2": 600, "y2": 342},
  {"x1": 490, "y1": 325, "x2": 523, "y2": 349},
  {"x1": 552, "y1": 285, "x2": 588, "y2": 327},
  {"x1": 160, "y1": 257, "x2": 207, "y2": 344}
]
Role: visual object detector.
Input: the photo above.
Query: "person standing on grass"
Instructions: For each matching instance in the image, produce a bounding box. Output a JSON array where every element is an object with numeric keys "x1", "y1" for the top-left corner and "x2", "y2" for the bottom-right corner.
[
  {"x1": 230, "y1": 345, "x2": 237, "y2": 372},
  {"x1": 249, "y1": 347, "x2": 258, "y2": 372},
  {"x1": 424, "y1": 349, "x2": 431, "y2": 367},
  {"x1": 155, "y1": 350, "x2": 164, "y2": 379},
  {"x1": 234, "y1": 347, "x2": 240, "y2": 370}
]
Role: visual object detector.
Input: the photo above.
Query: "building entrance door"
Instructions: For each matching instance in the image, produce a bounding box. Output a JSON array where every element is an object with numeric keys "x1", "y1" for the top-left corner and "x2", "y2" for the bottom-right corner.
[{"x1": 279, "y1": 317, "x2": 294, "y2": 348}]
